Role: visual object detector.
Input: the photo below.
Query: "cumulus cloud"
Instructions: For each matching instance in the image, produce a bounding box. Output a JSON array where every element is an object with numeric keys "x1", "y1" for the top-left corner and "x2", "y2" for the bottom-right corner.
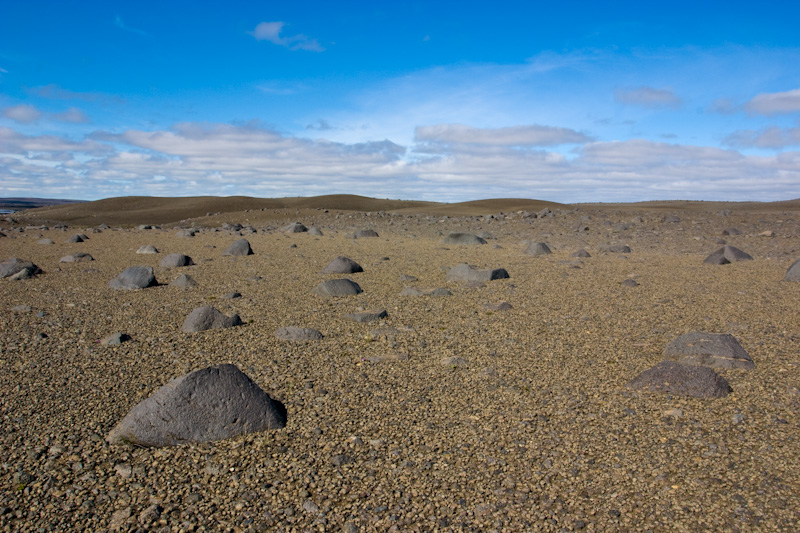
[
  {"x1": 3, "y1": 122, "x2": 800, "y2": 203},
  {"x1": 614, "y1": 86, "x2": 683, "y2": 109},
  {"x1": 2, "y1": 104, "x2": 43, "y2": 124},
  {"x1": 724, "y1": 126, "x2": 800, "y2": 148},
  {"x1": 249, "y1": 22, "x2": 324, "y2": 52},
  {"x1": 52, "y1": 108, "x2": 90, "y2": 124},
  {"x1": 415, "y1": 124, "x2": 593, "y2": 146},
  {"x1": 744, "y1": 88, "x2": 800, "y2": 116},
  {"x1": 708, "y1": 98, "x2": 737, "y2": 114}
]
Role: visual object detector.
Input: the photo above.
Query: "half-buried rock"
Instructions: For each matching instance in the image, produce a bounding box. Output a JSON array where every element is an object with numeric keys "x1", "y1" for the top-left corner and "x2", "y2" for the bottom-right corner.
[
  {"x1": 524, "y1": 242, "x2": 552, "y2": 256},
  {"x1": 446, "y1": 263, "x2": 509, "y2": 283},
  {"x1": 1, "y1": 258, "x2": 42, "y2": 279},
  {"x1": 784, "y1": 259, "x2": 800, "y2": 281},
  {"x1": 222, "y1": 238, "x2": 253, "y2": 256},
  {"x1": 442, "y1": 233, "x2": 486, "y2": 245},
  {"x1": 108, "y1": 266, "x2": 157, "y2": 290},
  {"x1": 160, "y1": 253, "x2": 194, "y2": 268},
  {"x1": 626, "y1": 361, "x2": 732, "y2": 398},
  {"x1": 703, "y1": 245, "x2": 753, "y2": 264},
  {"x1": 663, "y1": 331, "x2": 754, "y2": 369},
  {"x1": 274, "y1": 327, "x2": 323, "y2": 341},
  {"x1": 182, "y1": 306, "x2": 243, "y2": 332},
  {"x1": 353, "y1": 229, "x2": 379, "y2": 238},
  {"x1": 136, "y1": 245, "x2": 159, "y2": 254},
  {"x1": 343, "y1": 309, "x2": 387, "y2": 323},
  {"x1": 170, "y1": 274, "x2": 197, "y2": 288},
  {"x1": 312, "y1": 279, "x2": 362, "y2": 297},
  {"x1": 281, "y1": 222, "x2": 308, "y2": 233},
  {"x1": 106, "y1": 364, "x2": 286, "y2": 447},
  {"x1": 320, "y1": 256, "x2": 363, "y2": 274},
  {"x1": 60, "y1": 252, "x2": 94, "y2": 263}
]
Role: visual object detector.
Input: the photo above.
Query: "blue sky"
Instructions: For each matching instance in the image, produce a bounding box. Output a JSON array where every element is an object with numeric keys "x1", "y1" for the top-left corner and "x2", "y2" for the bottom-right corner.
[{"x1": 2, "y1": 1, "x2": 800, "y2": 203}]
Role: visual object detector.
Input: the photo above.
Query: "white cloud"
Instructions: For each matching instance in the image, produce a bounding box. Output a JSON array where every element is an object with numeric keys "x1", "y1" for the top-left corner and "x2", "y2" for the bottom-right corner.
[
  {"x1": 2, "y1": 104, "x2": 43, "y2": 124},
  {"x1": 52, "y1": 107, "x2": 90, "y2": 124},
  {"x1": 724, "y1": 125, "x2": 800, "y2": 148},
  {"x1": 3, "y1": 123, "x2": 800, "y2": 203},
  {"x1": 114, "y1": 15, "x2": 150, "y2": 38},
  {"x1": 249, "y1": 22, "x2": 324, "y2": 52},
  {"x1": 415, "y1": 124, "x2": 592, "y2": 146},
  {"x1": 614, "y1": 86, "x2": 683, "y2": 109},
  {"x1": 745, "y1": 88, "x2": 800, "y2": 116}
]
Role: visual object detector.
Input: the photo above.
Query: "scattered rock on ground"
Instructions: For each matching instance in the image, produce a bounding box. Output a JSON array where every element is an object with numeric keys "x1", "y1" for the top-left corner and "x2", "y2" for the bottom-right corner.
[
  {"x1": 136, "y1": 245, "x2": 159, "y2": 254},
  {"x1": 353, "y1": 229, "x2": 379, "y2": 238},
  {"x1": 343, "y1": 309, "x2": 388, "y2": 323},
  {"x1": 108, "y1": 266, "x2": 157, "y2": 290},
  {"x1": 60, "y1": 252, "x2": 94, "y2": 263},
  {"x1": 1, "y1": 258, "x2": 42, "y2": 279},
  {"x1": 159, "y1": 253, "x2": 195, "y2": 268},
  {"x1": 704, "y1": 245, "x2": 753, "y2": 264},
  {"x1": 170, "y1": 274, "x2": 197, "y2": 288},
  {"x1": 222, "y1": 238, "x2": 253, "y2": 256},
  {"x1": 106, "y1": 364, "x2": 286, "y2": 447},
  {"x1": 442, "y1": 233, "x2": 487, "y2": 245},
  {"x1": 320, "y1": 256, "x2": 363, "y2": 274},
  {"x1": 525, "y1": 242, "x2": 552, "y2": 256},
  {"x1": 282, "y1": 222, "x2": 308, "y2": 233},
  {"x1": 274, "y1": 326, "x2": 324, "y2": 341},
  {"x1": 626, "y1": 361, "x2": 732, "y2": 398},
  {"x1": 785, "y1": 259, "x2": 800, "y2": 281},
  {"x1": 181, "y1": 306, "x2": 243, "y2": 332},
  {"x1": 312, "y1": 279, "x2": 363, "y2": 297},
  {"x1": 446, "y1": 263, "x2": 509, "y2": 283},
  {"x1": 663, "y1": 331, "x2": 755, "y2": 369},
  {"x1": 101, "y1": 332, "x2": 132, "y2": 346}
]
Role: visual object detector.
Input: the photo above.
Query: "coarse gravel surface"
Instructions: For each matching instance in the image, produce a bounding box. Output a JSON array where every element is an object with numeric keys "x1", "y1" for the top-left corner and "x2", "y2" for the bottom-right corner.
[{"x1": 1, "y1": 204, "x2": 800, "y2": 532}]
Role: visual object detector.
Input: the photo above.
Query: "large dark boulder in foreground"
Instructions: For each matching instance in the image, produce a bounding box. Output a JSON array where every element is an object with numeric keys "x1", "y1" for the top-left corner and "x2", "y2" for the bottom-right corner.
[
  {"x1": 524, "y1": 242, "x2": 552, "y2": 256},
  {"x1": 1, "y1": 257, "x2": 42, "y2": 278},
  {"x1": 274, "y1": 327, "x2": 324, "y2": 341},
  {"x1": 626, "y1": 361, "x2": 732, "y2": 398},
  {"x1": 222, "y1": 238, "x2": 253, "y2": 256},
  {"x1": 446, "y1": 263, "x2": 509, "y2": 283},
  {"x1": 442, "y1": 233, "x2": 486, "y2": 245},
  {"x1": 664, "y1": 332, "x2": 754, "y2": 370},
  {"x1": 159, "y1": 253, "x2": 194, "y2": 268},
  {"x1": 182, "y1": 306, "x2": 243, "y2": 332},
  {"x1": 784, "y1": 259, "x2": 800, "y2": 281},
  {"x1": 320, "y1": 256, "x2": 363, "y2": 274},
  {"x1": 704, "y1": 245, "x2": 753, "y2": 264},
  {"x1": 312, "y1": 279, "x2": 363, "y2": 297},
  {"x1": 108, "y1": 266, "x2": 157, "y2": 290},
  {"x1": 106, "y1": 364, "x2": 286, "y2": 447}
]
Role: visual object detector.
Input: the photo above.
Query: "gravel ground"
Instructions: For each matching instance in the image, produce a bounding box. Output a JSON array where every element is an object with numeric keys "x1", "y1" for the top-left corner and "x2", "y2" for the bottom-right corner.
[{"x1": 1, "y1": 206, "x2": 800, "y2": 531}]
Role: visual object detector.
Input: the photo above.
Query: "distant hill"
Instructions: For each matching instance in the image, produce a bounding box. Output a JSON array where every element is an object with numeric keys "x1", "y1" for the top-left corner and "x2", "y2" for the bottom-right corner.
[{"x1": 0, "y1": 197, "x2": 86, "y2": 210}]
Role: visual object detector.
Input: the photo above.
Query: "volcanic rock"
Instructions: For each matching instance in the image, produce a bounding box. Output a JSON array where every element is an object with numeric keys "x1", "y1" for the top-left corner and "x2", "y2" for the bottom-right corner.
[
  {"x1": 170, "y1": 274, "x2": 197, "y2": 288},
  {"x1": 159, "y1": 253, "x2": 194, "y2": 268},
  {"x1": 343, "y1": 309, "x2": 388, "y2": 323},
  {"x1": 442, "y1": 233, "x2": 487, "y2": 245},
  {"x1": 663, "y1": 332, "x2": 754, "y2": 370},
  {"x1": 1, "y1": 257, "x2": 42, "y2": 279},
  {"x1": 704, "y1": 246, "x2": 753, "y2": 264},
  {"x1": 312, "y1": 279, "x2": 363, "y2": 297},
  {"x1": 274, "y1": 327, "x2": 324, "y2": 341},
  {"x1": 136, "y1": 245, "x2": 159, "y2": 254},
  {"x1": 106, "y1": 364, "x2": 286, "y2": 447},
  {"x1": 320, "y1": 256, "x2": 363, "y2": 274},
  {"x1": 60, "y1": 253, "x2": 94, "y2": 263},
  {"x1": 525, "y1": 242, "x2": 552, "y2": 256},
  {"x1": 282, "y1": 222, "x2": 308, "y2": 233},
  {"x1": 222, "y1": 238, "x2": 253, "y2": 256},
  {"x1": 181, "y1": 306, "x2": 243, "y2": 333},
  {"x1": 108, "y1": 266, "x2": 157, "y2": 290},
  {"x1": 446, "y1": 263, "x2": 509, "y2": 283},
  {"x1": 626, "y1": 361, "x2": 732, "y2": 398},
  {"x1": 785, "y1": 259, "x2": 800, "y2": 281}
]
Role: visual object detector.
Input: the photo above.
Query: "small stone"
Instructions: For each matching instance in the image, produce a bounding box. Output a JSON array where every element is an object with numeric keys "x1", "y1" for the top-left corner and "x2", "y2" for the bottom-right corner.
[
  {"x1": 102, "y1": 332, "x2": 132, "y2": 346},
  {"x1": 343, "y1": 309, "x2": 387, "y2": 323}
]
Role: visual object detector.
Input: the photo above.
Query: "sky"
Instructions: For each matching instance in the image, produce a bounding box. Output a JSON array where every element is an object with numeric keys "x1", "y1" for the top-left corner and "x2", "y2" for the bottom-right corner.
[{"x1": 2, "y1": 1, "x2": 800, "y2": 203}]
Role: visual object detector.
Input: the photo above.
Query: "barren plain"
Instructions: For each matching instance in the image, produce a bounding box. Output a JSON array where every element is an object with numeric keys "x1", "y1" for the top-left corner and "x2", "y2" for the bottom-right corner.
[{"x1": 2, "y1": 195, "x2": 800, "y2": 532}]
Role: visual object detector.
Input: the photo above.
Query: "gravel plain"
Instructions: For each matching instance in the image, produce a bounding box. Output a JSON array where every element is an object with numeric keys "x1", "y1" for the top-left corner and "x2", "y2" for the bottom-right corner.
[{"x1": 2, "y1": 202, "x2": 800, "y2": 532}]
